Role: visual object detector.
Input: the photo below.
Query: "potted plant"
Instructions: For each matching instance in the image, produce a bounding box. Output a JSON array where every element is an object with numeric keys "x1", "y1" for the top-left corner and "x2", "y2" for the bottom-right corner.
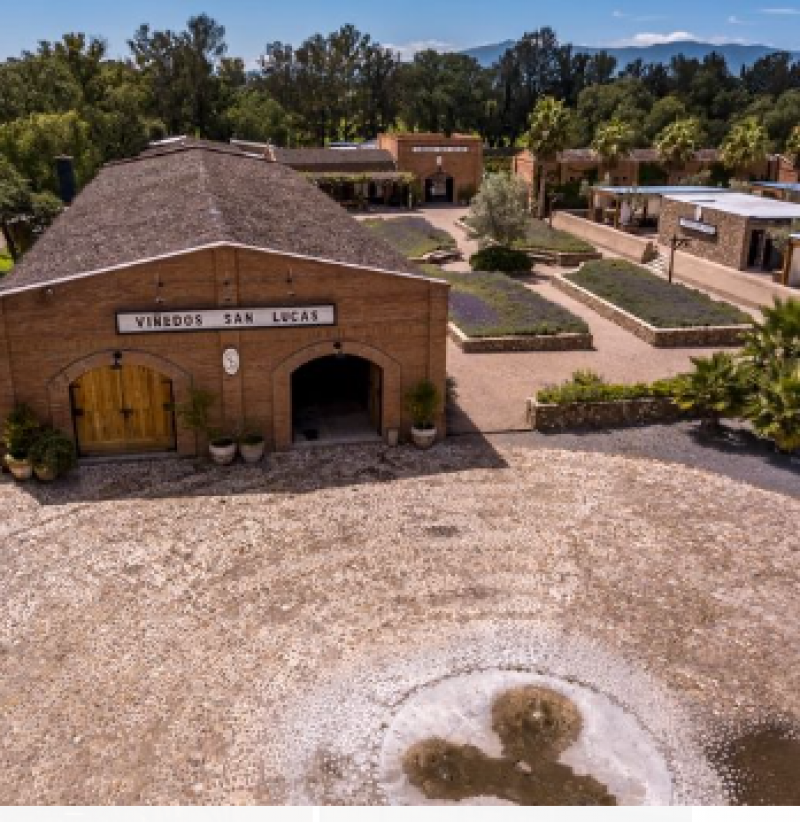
[
  {"x1": 29, "y1": 427, "x2": 77, "y2": 482},
  {"x1": 208, "y1": 432, "x2": 238, "y2": 466},
  {"x1": 239, "y1": 430, "x2": 266, "y2": 464},
  {"x1": 406, "y1": 379, "x2": 442, "y2": 450},
  {"x1": 176, "y1": 388, "x2": 238, "y2": 465},
  {"x1": 2, "y1": 403, "x2": 40, "y2": 481}
]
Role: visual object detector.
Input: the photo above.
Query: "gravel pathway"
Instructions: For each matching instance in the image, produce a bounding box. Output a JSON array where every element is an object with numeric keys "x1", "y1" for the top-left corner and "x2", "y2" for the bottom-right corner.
[{"x1": 0, "y1": 441, "x2": 797, "y2": 804}]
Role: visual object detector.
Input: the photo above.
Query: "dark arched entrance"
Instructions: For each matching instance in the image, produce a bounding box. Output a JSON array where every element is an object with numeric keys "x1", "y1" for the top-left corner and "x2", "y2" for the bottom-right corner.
[
  {"x1": 291, "y1": 354, "x2": 382, "y2": 444},
  {"x1": 425, "y1": 171, "x2": 454, "y2": 203}
]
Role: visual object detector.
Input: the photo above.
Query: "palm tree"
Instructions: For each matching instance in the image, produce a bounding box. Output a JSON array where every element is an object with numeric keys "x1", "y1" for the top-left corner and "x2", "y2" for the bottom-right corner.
[
  {"x1": 526, "y1": 97, "x2": 573, "y2": 219},
  {"x1": 746, "y1": 366, "x2": 800, "y2": 453},
  {"x1": 654, "y1": 118, "x2": 702, "y2": 181},
  {"x1": 786, "y1": 125, "x2": 800, "y2": 169},
  {"x1": 673, "y1": 352, "x2": 747, "y2": 433},
  {"x1": 591, "y1": 119, "x2": 636, "y2": 184},
  {"x1": 720, "y1": 117, "x2": 769, "y2": 180}
]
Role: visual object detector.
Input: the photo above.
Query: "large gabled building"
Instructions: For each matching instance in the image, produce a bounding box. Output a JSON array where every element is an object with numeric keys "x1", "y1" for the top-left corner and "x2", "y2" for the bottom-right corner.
[{"x1": 0, "y1": 139, "x2": 449, "y2": 458}]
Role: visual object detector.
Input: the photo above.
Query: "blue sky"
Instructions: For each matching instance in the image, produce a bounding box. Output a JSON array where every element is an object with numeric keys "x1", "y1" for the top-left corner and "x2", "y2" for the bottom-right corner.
[{"x1": 1, "y1": 1, "x2": 800, "y2": 62}]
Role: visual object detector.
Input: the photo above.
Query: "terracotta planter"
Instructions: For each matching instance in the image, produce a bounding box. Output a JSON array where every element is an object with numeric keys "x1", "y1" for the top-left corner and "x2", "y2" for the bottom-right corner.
[
  {"x1": 411, "y1": 426, "x2": 437, "y2": 450},
  {"x1": 240, "y1": 439, "x2": 266, "y2": 464},
  {"x1": 34, "y1": 464, "x2": 58, "y2": 482},
  {"x1": 6, "y1": 457, "x2": 33, "y2": 481},
  {"x1": 209, "y1": 439, "x2": 237, "y2": 466}
]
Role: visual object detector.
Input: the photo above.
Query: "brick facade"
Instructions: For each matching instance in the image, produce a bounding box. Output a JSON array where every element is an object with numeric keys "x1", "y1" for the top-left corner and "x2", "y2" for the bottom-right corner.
[
  {"x1": 379, "y1": 133, "x2": 484, "y2": 203},
  {"x1": 0, "y1": 246, "x2": 449, "y2": 456}
]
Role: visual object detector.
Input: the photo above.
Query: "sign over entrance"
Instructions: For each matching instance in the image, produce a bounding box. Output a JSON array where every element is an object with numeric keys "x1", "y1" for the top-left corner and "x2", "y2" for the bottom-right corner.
[
  {"x1": 679, "y1": 217, "x2": 717, "y2": 236},
  {"x1": 117, "y1": 305, "x2": 336, "y2": 334}
]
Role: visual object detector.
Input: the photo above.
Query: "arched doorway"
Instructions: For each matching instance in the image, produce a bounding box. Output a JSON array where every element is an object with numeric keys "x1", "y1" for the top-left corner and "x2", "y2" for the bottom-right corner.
[
  {"x1": 425, "y1": 171, "x2": 454, "y2": 203},
  {"x1": 70, "y1": 363, "x2": 176, "y2": 456},
  {"x1": 291, "y1": 354, "x2": 382, "y2": 444}
]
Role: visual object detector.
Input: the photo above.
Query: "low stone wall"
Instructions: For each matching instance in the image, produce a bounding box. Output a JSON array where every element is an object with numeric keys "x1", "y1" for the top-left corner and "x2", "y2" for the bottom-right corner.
[
  {"x1": 449, "y1": 322, "x2": 593, "y2": 353},
  {"x1": 552, "y1": 212, "x2": 654, "y2": 263},
  {"x1": 524, "y1": 249, "x2": 602, "y2": 267},
  {"x1": 552, "y1": 276, "x2": 748, "y2": 348},
  {"x1": 527, "y1": 396, "x2": 685, "y2": 432}
]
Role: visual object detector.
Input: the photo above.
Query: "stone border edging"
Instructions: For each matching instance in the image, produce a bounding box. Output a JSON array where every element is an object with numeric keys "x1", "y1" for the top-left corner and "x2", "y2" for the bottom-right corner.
[
  {"x1": 526, "y1": 396, "x2": 686, "y2": 432},
  {"x1": 449, "y1": 322, "x2": 593, "y2": 353},
  {"x1": 552, "y1": 275, "x2": 748, "y2": 348}
]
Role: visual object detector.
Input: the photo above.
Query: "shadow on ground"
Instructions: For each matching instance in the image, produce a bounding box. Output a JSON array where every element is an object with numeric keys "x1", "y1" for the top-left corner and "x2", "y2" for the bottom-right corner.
[
  {"x1": 12, "y1": 435, "x2": 509, "y2": 507},
  {"x1": 492, "y1": 421, "x2": 800, "y2": 499}
]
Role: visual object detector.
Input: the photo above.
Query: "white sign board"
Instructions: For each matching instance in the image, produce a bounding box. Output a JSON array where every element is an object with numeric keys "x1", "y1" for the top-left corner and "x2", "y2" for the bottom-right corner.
[
  {"x1": 679, "y1": 217, "x2": 717, "y2": 236},
  {"x1": 116, "y1": 305, "x2": 336, "y2": 334}
]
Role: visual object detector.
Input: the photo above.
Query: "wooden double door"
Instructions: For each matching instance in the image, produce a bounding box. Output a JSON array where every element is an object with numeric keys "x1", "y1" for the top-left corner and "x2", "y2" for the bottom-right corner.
[{"x1": 70, "y1": 364, "x2": 176, "y2": 456}]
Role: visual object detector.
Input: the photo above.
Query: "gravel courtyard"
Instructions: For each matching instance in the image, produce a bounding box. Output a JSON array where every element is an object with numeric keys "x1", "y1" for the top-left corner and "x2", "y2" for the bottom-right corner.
[{"x1": 1, "y1": 439, "x2": 798, "y2": 805}]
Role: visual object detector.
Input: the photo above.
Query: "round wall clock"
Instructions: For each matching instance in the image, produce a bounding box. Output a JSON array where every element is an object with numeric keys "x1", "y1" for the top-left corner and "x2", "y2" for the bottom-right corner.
[{"x1": 222, "y1": 347, "x2": 240, "y2": 376}]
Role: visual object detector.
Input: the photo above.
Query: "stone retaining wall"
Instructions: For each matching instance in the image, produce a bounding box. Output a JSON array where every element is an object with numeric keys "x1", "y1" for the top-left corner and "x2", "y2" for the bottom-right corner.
[
  {"x1": 552, "y1": 276, "x2": 748, "y2": 348},
  {"x1": 527, "y1": 396, "x2": 685, "y2": 432},
  {"x1": 449, "y1": 322, "x2": 593, "y2": 353},
  {"x1": 552, "y1": 212, "x2": 654, "y2": 262}
]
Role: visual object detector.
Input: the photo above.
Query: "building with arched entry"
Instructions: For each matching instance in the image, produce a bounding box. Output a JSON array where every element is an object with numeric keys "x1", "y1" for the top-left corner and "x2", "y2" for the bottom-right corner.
[{"x1": 0, "y1": 139, "x2": 449, "y2": 458}]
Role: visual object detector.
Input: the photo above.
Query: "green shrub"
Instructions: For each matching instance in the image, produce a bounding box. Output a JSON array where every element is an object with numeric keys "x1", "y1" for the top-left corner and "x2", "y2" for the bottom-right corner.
[
  {"x1": 745, "y1": 367, "x2": 800, "y2": 453},
  {"x1": 537, "y1": 371, "x2": 683, "y2": 405},
  {"x1": 470, "y1": 246, "x2": 532, "y2": 274},
  {"x1": 672, "y1": 352, "x2": 748, "y2": 431},
  {"x1": 406, "y1": 380, "x2": 442, "y2": 430},
  {"x1": 2, "y1": 403, "x2": 40, "y2": 459},
  {"x1": 29, "y1": 428, "x2": 77, "y2": 477}
]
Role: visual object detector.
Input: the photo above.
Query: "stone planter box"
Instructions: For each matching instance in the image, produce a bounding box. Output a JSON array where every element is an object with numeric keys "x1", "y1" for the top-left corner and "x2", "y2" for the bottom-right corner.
[
  {"x1": 449, "y1": 322, "x2": 593, "y2": 353},
  {"x1": 520, "y1": 249, "x2": 602, "y2": 268},
  {"x1": 526, "y1": 396, "x2": 686, "y2": 432},
  {"x1": 552, "y1": 276, "x2": 749, "y2": 348}
]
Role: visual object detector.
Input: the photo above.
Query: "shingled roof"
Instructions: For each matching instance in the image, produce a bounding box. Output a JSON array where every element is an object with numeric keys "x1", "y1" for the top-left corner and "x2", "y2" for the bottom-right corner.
[
  {"x1": 271, "y1": 147, "x2": 396, "y2": 172},
  {"x1": 0, "y1": 142, "x2": 423, "y2": 296}
]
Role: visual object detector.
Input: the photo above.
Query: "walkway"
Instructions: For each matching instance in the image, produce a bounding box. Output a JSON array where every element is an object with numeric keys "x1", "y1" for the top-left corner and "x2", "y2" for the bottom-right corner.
[{"x1": 387, "y1": 207, "x2": 746, "y2": 434}]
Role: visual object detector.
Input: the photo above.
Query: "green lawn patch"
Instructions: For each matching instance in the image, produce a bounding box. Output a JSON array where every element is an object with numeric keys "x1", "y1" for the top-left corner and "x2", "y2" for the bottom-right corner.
[
  {"x1": 514, "y1": 220, "x2": 596, "y2": 254},
  {"x1": 440, "y1": 270, "x2": 589, "y2": 338},
  {"x1": 566, "y1": 259, "x2": 750, "y2": 328},
  {"x1": 362, "y1": 217, "x2": 456, "y2": 259},
  {"x1": 0, "y1": 250, "x2": 13, "y2": 276}
]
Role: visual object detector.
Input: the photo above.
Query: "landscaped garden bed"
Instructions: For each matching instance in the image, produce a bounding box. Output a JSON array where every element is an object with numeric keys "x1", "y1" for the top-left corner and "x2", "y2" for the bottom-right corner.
[
  {"x1": 556, "y1": 260, "x2": 751, "y2": 347},
  {"x1": 513, "y1": 219, "x2": 601, "y2": 266},
  {"x1": 362, "y1": 217, "x2": 458, "y2": 261},
  {"x1": 527, "y1": 371, "x2": 687, "y2": 432},
  {"x1": 436, "y1": 270, "x2": 592, "y2": 353}
]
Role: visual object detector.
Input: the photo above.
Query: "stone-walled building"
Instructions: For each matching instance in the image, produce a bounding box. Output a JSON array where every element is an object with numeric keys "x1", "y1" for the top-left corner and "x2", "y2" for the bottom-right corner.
[
  {"x1": 658, "y1": 191, "x2": 800, "y2": 274},
  {"x1": 0, "y1": 140, "x2": 449, "y2": 458}
]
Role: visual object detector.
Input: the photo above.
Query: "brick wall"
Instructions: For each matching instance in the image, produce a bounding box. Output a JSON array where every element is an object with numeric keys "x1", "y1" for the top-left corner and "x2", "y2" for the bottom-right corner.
[
  {"x1": 379, "y1": 133, "x2": 483, "y2": 200},
  {"x1": 0, "y1": 246, "x2": 449, "y2": 455}
]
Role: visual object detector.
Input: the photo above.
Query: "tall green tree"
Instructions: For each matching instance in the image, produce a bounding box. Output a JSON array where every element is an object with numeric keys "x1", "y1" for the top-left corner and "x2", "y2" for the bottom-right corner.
[
  {"x1": 591, "y1": 119, "x2": 636, "y2": 182},
  {"x1": 720, "y1": 117, "x2": 769, "y2": 179},
  {"x1": 786, "y1": 126, "x2": 800, "y2": 167},
  {"x1": 655, "y1": 117, "x2": 702, "y2": 176},
  {"x1": 526, "y1": 96, "x2": 572, "y2": 217}
]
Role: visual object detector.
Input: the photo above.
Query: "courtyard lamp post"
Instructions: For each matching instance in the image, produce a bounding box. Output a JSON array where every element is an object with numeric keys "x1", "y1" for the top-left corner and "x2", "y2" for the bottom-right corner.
[{"x1": 668, "y1": 235, "x2": 691, "y2": 284}]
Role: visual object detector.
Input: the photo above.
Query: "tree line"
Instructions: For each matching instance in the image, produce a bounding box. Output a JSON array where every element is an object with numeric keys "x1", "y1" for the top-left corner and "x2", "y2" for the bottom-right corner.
[{"x1": 2, "y1": 15, "x2": 800, "y2": 202}]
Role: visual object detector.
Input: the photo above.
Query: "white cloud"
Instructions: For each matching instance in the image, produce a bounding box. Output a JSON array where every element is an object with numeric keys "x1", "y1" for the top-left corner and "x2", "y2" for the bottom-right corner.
[
  {"x1": 612, "y1": 10, "x2": 668, "y2": 22},
  {"x1": 728, "y1": 15, "x2": 751, "y2": 25},
  {"x1": 759, "y1": 7, "x2": 800, "y2": 14},
  {"x1": 384, "y1": 39, "x2": 456, "y2": 60},
  {"x1": 609, "y1": 31, "x2": 752, "y2": 47}
]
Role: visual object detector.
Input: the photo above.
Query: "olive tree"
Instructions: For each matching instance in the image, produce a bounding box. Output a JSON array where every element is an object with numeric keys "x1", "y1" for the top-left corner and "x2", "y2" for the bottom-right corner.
[{"x1": 467, "y1": 173, "x2": 529, "y2": 246}]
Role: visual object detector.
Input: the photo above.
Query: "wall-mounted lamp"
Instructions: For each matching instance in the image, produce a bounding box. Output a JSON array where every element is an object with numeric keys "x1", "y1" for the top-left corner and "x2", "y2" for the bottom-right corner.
[
  {"x1": 111, "y1": 350, "x2": 123, "y2": 371},
  {"x1": 286, "y1": 268, "x2": 295, "y2": 297},
  {"x1": 333, "y1": 341, "x2": 345, "y2": 360}
]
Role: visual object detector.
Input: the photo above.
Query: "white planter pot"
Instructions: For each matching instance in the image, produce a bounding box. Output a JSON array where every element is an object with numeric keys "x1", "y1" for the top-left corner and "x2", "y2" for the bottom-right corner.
[
  {"x1": 240, "y1": 440, "x2": 266, "y2": 464},
  {"x1": 411, "y1": 426, "x2": 437, "y2": 450},
  {"x1": 7, "y1": 458, "x2": 33, "y2": 481},
  {"x1": 209, "y1": 440, "x2": 237, "y2": 466}
]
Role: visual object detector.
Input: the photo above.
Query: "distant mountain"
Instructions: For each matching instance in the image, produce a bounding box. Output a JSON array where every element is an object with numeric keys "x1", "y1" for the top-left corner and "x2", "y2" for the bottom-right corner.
[{"x1": 461, "y1": 40, "x2": 800, "y2": 74}]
